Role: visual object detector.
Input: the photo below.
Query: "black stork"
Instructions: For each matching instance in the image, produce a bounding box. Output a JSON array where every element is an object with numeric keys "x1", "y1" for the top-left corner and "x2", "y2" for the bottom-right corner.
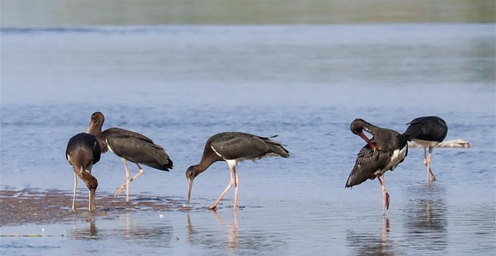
[
  {"x1": 86, "y1": 112, "x2": 173, "y2": 202},
  {"x1": 346, "y1": 119, "x2": 408, "y2": 215},
  {"x1": 402, "y1": 116, "x2": 448, "y2": 182},
  {"x1": 66, "y1": 132, "x2": 101, "y2": 212},
  {"x1": 186, "y1": 132, "x2": 289, "y2": 210}
]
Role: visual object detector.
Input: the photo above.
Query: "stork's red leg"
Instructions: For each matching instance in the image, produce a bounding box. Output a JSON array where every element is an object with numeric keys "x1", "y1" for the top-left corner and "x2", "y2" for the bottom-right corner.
[
  {"x1": 427, "y1": 146, "x2": 437, "y2": 181},
  {"x1": 378, "y1": 175, "x2": 390, "y2": 215}
]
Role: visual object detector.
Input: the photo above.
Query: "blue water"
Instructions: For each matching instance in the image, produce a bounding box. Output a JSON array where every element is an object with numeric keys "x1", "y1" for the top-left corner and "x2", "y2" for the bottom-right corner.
[{"x1": 1, "y1": 25, "x2": 495, "y2": 255}]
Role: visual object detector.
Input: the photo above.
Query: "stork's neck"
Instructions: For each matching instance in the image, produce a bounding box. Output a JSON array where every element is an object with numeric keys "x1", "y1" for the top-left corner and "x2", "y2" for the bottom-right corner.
[
  {"x1": 197, "y1": 145, "x2": 222, "y2": 171},
  {"x1": 197, "y1": 158, "x2": 216, "y2": 173},
  {"x1": 75, "y1": 166, "x2": 98, "y2": 190},
  {"x1": 87, "y1": 127, "x2": 109, "y2": 153},
  {"x1": 96, "y1": 133, "x2": 109, "y2": 153},
  {"x1": 361, "y1": 122, "x2": 380, "y2": 135},
  {"x1": 191, "y1": 155, "x2": 219, "y2": 178}
]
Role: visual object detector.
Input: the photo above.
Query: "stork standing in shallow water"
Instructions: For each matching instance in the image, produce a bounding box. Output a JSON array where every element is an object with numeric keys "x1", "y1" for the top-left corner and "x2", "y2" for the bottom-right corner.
[
  {"x1": 186, "y1": 132, "x2": 289, "y2": 210},
  {"x1": 86, "y1": 112, "x2": 173, "y2": 202},
  {"x1": 403, "y1": 116, "x2": 448, "y2": 182},
  {"x1": 66, "y1": 132, "x2": 101, "y2": 212},
  {"x1": 346, "y1": 119, "x2": 408, "y2": 215}
]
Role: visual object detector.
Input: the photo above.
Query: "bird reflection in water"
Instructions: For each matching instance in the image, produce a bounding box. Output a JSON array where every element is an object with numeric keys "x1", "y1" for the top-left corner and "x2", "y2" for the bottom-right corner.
[
  {"x1": 122, "y1": 213, "x2": 173, "y2": 246},
  {"x1": 212, "y1": 210, "x2": 239, "y2": 250},
  {"x1": 381, "y1": 217, "x2": 390, "y2": 255},
  {"x1": 404, "y1": 184, "x2": 448, "y2": 253},
  {"x1": 72, "y1": 217, "x2": 98, "y2": 240},
  {"x1": 125, "y1": 213, "x2": 131, "y2": 239},
  {"x1": 186, "y1": 214, "x2": 194, "y2": 245},
  {"x1": 346, "y1": 217, "x2": 396, "y2": 256},
  {"x1": 187, "y1": 210, "x2": 286, "y2": 253},
  {"x1": 186, "y1": 211, "x2": 239, "y2": 252}
]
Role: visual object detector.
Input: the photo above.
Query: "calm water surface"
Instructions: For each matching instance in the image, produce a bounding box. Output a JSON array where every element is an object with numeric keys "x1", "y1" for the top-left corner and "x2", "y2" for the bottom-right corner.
[{"x1": 1, "y1": 25, "x2": 495, "y2": 255}]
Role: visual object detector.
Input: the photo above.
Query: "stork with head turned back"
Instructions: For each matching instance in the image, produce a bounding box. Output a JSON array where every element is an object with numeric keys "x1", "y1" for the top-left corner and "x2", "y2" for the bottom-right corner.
[
  {"x1": 66, "y1": 132, "x2": 101, "y2": 212},
  {"x1": 186, "y1": 132, "x2": 289, "y2": 210},
  {"x1": 86, "y1": 112, "x2": 173, "y2": 202},
  {"x1": 403, "y1": 116, "x2": 448, "y2": 182},
  {"x1": 346, "y1": 119, "x2": 408, "y2": 215}
]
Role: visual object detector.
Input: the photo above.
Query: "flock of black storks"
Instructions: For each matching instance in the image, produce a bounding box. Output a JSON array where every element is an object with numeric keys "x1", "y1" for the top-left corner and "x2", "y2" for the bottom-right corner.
[{"x1": 66, "y1": 112, "x2": 447, "y2": 214}]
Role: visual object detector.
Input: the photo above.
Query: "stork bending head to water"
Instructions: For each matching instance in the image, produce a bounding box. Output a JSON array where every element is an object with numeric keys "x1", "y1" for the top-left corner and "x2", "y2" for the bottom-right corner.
[
  {"x1": 186, "y1": 132, "x2": 289, "y2": 210},
  {"x1": 403, "y1": 116, "x2": 447, "y2": 182},
  {"x1": 66, "y1": 133, "x2": 101, "y2": 212}
]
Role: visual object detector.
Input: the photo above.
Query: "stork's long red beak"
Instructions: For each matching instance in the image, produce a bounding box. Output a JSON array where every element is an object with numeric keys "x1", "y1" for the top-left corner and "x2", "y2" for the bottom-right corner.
[{"x1": 358, "y1": 132, "x2": 376, "y2": 150}]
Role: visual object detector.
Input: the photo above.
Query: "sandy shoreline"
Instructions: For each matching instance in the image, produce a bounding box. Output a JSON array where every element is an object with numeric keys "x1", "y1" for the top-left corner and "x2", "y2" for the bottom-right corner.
[{"x1": 0, "y1": 188, "x2": 192, "y2": 227}]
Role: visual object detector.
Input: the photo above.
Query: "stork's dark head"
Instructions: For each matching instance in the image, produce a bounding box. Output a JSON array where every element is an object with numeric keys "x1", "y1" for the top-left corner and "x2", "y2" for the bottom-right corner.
[
  {"x1": 82, "y1": 174, "x2": 98, "y2": 212},
  {"x1": 74, "y1": 168, "x2": 99, "y2": 211},
  {"x1": 81, "y1": 171, "x2": 98, "y2": 191},
  {"x1": 87, "y1": 112, "x2": 105, "y2": 133},
  {"x1": 350, "y1": 119, "x2": 376, "y2": 150},
  {"x1": 185, "y1": 165, "x2": 198, "y2": 180},
  {"x1": 87, "y1": 176, "x2": 98, "y2": 191},
  {"x1": 350, "y1": 119, "x2": 368, "y2": 134}
]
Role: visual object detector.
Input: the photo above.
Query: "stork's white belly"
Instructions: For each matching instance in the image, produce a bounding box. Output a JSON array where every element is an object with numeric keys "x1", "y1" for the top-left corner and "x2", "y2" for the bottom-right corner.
[{"x1": 384, "y1": 144, "x2": 408, "y2": 171}]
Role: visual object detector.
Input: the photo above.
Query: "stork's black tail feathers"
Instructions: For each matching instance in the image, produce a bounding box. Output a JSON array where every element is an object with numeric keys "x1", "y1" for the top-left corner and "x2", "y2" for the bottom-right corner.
[
  {"x1": 262, "y1": 136, "x2": 290, "y2": 158},
  {"x1": 402, "y1": 125, "x2": 421, "y2": 141},
  {"x1": 144, "y1": 158, "x2": 173, "y2": 171}
]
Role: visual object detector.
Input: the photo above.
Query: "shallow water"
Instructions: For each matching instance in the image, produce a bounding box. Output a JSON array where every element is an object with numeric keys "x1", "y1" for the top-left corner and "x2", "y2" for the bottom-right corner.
[{"x1": 1, "y1": 25, "x2": 495, "y2": 255}]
